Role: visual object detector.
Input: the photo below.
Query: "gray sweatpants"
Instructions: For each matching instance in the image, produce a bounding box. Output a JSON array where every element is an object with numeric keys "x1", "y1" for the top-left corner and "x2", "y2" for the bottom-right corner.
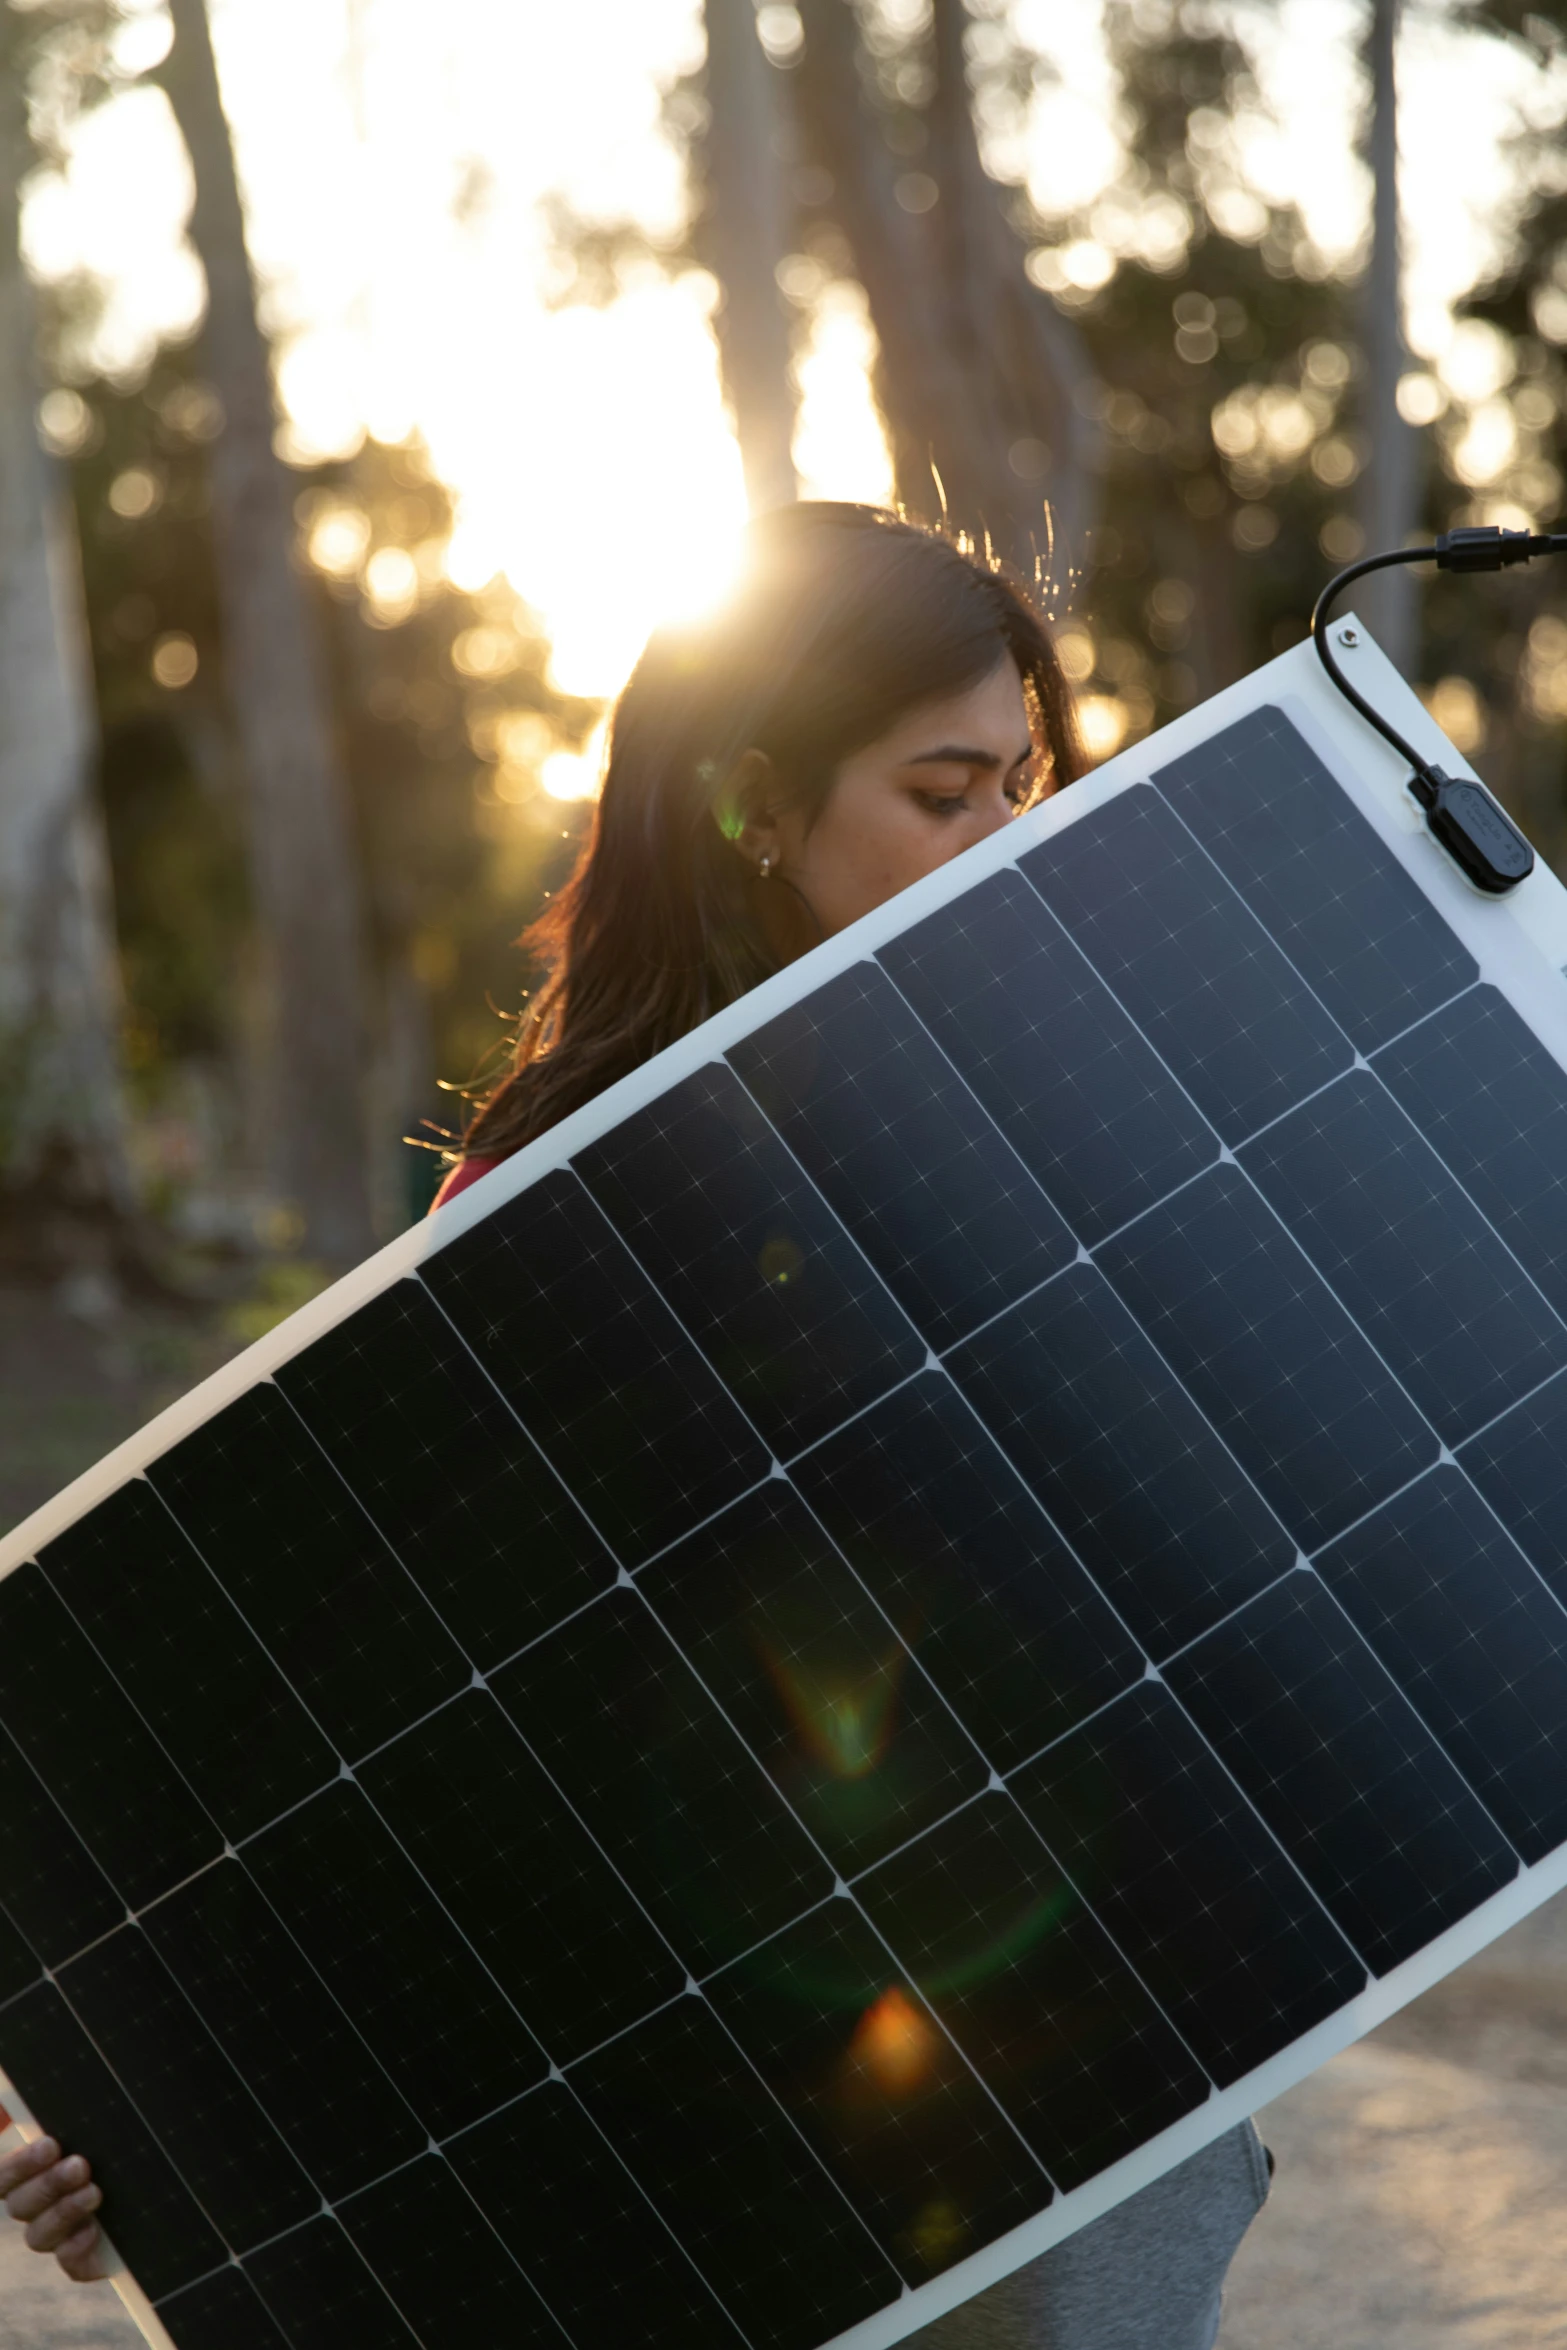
[{"x1": 905, "y1": 2122, "x2": 1271, "y2": 2350}]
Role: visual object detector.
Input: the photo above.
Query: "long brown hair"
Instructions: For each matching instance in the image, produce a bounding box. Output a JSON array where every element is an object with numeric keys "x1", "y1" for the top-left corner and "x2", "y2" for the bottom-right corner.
[{"x1": 461, "y1": 502, "x2": 1085, "y2": 1162}]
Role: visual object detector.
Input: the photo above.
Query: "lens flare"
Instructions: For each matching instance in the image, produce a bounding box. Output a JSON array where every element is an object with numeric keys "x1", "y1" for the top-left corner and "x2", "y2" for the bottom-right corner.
[
  {"x1": 760, "y1": 1639, "x2": 904, "y2": 1780},
  {"x1": 848, "y1": 1986, "x2": 941, "y2": 2096}
]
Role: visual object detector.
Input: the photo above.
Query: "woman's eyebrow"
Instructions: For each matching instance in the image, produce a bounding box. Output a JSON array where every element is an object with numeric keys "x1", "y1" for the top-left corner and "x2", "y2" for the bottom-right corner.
[{"x1": 904, "y1": 740, "x2": 1035, "y2": 771}]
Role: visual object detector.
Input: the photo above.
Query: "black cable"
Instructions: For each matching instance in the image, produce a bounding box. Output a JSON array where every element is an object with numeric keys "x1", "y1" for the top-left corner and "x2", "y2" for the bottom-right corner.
[{"x1": 1310, "y1": 524, "x2": 1567, "y2": 894}]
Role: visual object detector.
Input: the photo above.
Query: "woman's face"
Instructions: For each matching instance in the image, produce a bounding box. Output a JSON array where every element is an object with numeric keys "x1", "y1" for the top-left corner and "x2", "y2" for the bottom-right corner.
[{"x1": 755, "y1": 656, "x2": 1047, "y2": 941}]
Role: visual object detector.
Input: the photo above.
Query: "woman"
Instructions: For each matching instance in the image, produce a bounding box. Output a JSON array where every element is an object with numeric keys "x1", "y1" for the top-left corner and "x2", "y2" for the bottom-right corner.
[{"x1": 1, "y1": 502, "x2": 1269, "y2": 2345}]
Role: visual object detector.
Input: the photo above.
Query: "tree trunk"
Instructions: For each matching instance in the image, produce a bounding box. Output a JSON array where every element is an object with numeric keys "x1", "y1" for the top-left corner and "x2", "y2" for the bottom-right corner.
[
  {"x1": 791, "y1": 0, "x2": 1096, "y2": 591},
  {"x1": 162, "y1": 0, "x2": 373, "y2": 1262},
  {"x1": 0, "y1": 44, "x2": 133, "y2": 1215},
  {"x1": 703, "y1": 0, "x2": 799, "y2": 512},
  {"x1": 1355, "y1": 0, "x2": 1422, "y2": 675}
]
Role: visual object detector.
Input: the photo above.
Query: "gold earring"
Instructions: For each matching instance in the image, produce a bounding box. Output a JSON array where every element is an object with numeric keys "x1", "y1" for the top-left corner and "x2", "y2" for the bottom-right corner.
[{"x1": 758, "y1": 852, "x2": 774, "y2": 879}]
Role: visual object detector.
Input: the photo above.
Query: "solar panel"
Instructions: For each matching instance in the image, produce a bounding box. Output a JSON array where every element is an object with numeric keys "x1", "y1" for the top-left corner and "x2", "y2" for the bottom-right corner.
[{"x1": 7, "y1": 629, "x2": 1567, "y2": 2350}]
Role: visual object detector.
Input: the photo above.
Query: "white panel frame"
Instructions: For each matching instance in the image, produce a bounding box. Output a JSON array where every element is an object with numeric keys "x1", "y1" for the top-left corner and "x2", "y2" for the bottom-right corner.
[{"x1": 6, "y1": 623, "x2": 1567, "y2": 2350}]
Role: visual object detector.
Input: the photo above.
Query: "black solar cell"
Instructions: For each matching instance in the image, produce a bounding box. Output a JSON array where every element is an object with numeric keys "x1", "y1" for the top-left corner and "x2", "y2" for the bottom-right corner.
[
  {"x1": 0, "y1": 1566, "x2": 220, "y2": 1907},
  {"x1": 42, "y1": 1480, "x2": 335, "y2": 1843},
  {"x1": 337, "y1": 2156, "x2": 563, "y2": 2350},
  {"x1": 138, "y1": 1860, "x2": 422, "y2": 2203},
  {"x1": 490, "y1": 1587, "x2": 832, "y2": 1972},
  {"x1": 1313, "y1": 1465, "x2": 1567, "y2": 1862},
  {"x1": 704, "y1": 1896, "x2": 1047, "y2": 2282},
  {"x1": 948, "y1": 1262, "x2": 1294, "y2": 1656},
  {"x1": 444, "y1": 2080, "x2": 743, "y2": 2347},
  {"x1": 358, "y1": 1691, "x2": 682, "y2": 2061},
  {"x1": 1240, "y1": 1069, "x2": 1567, "y2": 1443},
  {"x1": 422, "y1": 1167, "x2": 768, "y2": 1561},
  {"x1": 241, "y1": 1782, "x2": 545, "y2": 2139},
  {"x1": 569, "y1": 1994, "x2": 899, "y2": 2350},
  {"x1": 277, "y1": 1279, "x2": 614, "y2": 1668},
  {"x1": 731, "y1": 959, "x2": 1075, "y2": 1349},
  {"x1": 577, "y1": 1061, "x2": 923, "y2": 1457},
  {"x1": 1152, "y1": 705, "x2": 1477, "y2": 1050},
  {"x1": 243, "y1": 2215, "x2": 418, "y2": 2350},
  {"x1": 0, "y1": 1982, "x2": 224, "y2": 2301},
  {"x1": 795, "y1": 1370, "x2": 1143, "y2": 1770},
  {"x1": 56, "y1": 1925, "x2": 316, "y2": 2252},
  {"x1": 857, "y1": 1793, "x2": 1208, "y2": 2190},
  {"x1": 1021, "y1": 784, "x2": 1352, "y2": 1140},
  {"x1": 147, "y1": 1384, "x2": 469, "y2": 1760},
  {"x1": 0, "y1": 1723, "x2": 121, "y2": 1967},
  {"x1": 1374, "y1": 984, "x2": 1567, "y2": 1324},
  {"x1": 1097, "y1": 1161, "x2": 1436, "y2": 1550},
  {"x1": 1166, "y1": 1572, "x2": 1516, "y2": 1974},
  {"x1": 152, "y1": 2267, "x2": 288, "y2": 2350},
  {"x1": 638, "y1": 1479, "x2": 987, "y2": 1876},
  {"x1": 1007, "y1": 1682, "x2": 1363, "y2": 2084},
  {"x1": 881, "y1": 867, "x2": 1216, "y2": 1242}
]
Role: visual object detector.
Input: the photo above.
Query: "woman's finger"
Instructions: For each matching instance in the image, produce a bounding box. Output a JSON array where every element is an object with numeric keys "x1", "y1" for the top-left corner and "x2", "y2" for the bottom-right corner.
[
  {"x1": 24, "y1": 2182, "x2": 101, "y2": 2254},
  {"x1": 0, "y1": 2136, "x2": 61, "y2": 2202},
  {"x1": 54, "y1": 2222, "x2": 106, "y2": 2282},
  {"x1": 5, "y1": 2154, "x2": 92, "y2": 2225}
]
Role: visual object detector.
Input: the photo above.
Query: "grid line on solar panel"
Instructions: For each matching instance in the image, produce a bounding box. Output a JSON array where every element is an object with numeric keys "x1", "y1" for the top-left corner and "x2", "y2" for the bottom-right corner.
[
  {"x1": 1372, "y1": 984, "x2": 1567, "y2": 1327},
  {"x1": 1312, "y1": 1464, "x2": 1567, "y2": 1864},
  {"x1": 0, "y1": 1565, "x2": 222, "y2": 1913},
  {"x1": 1018, "y1": 783, "x2": 1353, "y2": 1144},
  {"x1": 700, "y1": 1892, "x2": 1051, "y2": 2288},
  {"x1": 144, "y1": 1381, "x2": 470, "y2": 1764},
  {"x1": 792, "y1": 1370, "x2": 1146, "y2": 1775},
  {"x1": 1239, "y1": 1069, "x2": 1567, "y2": 1448},
  {"x1": 947, "y1": 1260, "x2": 1296, "y2": 1659},
  {"x1": 878, "y1": 867, "x2": 1219, "y2": 1246},
  {"x1": 1165, "y1": 1569, "x2": 1518, "y2": 1976},
  {"x1": 54, "y1": 1922, "x2": 319, "y2": 2255},
  {"x1": 727, "y1": 959, "x2": 1077, "y2": 1353},
  {"x1": 334, "y1": 2149, "x2": 570, "y2": 2350},
  {"x1": 420, "y1": 1164, "x2": 770, "y2": 1564},
  {"x1": 274, "y1": 1277, "x2": 616, "y2": 1671},
  {"x1": 1096, "y1": 1159, "x2": 1437, "y2": 1554},
  {"x1": 445, "y1": 2075, "x2": 746, "y2": 2347},
  {"x1": 38, "y1": 1479, "x2": 338, "y2": 1848},
  {"x1": 153, "y1": 2262, "x2": 291, "y2": 2350},
  {"x1": 1148, "y1": 706, "x2": 1479, "y2": 1055},
  {"x1": 0, "y1": 1717, "x2": 122, "y2": 1970},
  {"x1": 567, "y1": 1990, "x2": 901, "y2": 2350},
  {"x1": 1004, "y1": 1681, "x2": 1364, "y2": 2085},
  {"x1": 575, "y1": 1061, "x2": 926, "y2": 1460}
]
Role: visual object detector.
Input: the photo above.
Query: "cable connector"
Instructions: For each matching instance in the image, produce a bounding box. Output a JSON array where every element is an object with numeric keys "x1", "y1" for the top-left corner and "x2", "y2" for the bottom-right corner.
[
  {"x1": 1434, "y1": 524, "x2": 1567, "y2": 572},
  {"x1": 1409, "y1": 766, "x2": 1536, "y2": 894},
  {"x1": 1309, "y1": 531, "x2": 1567, "y2": 896}
]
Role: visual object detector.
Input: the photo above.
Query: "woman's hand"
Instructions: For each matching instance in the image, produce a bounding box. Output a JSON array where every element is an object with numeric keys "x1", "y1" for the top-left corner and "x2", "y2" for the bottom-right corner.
[{"x1": 0, "y1": 2127, "x2": 106, "y2": 2281}]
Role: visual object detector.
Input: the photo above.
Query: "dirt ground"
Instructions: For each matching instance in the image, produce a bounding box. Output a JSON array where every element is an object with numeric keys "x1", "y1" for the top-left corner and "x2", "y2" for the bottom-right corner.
[{"x1": 4, "y1": 1283, "x2": 1567, "y2": 2346}]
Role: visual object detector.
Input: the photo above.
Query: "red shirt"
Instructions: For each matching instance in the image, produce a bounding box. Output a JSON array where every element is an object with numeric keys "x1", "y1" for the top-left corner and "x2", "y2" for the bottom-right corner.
[{"x1": 430, "y1": 1153, "x2": 506, "y2": 1211}]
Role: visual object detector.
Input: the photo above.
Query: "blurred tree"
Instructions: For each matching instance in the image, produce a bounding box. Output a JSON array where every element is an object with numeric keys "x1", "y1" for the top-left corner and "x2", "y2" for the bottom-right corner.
[
  {"x1": 158, "y1": 0, "x2": 372, "y2": 1263},
  {"x1": 0, "y1": 6, "x2": 132, "y2": 1224},
  {"x1": 790, "y1": 0, "x2": 1096, "y2": 576},
  {"x1": 702, "y1": 0, "x2": 799, "y2": 509},
  {"x1": 1355, "y1": 0, "x2": 1421, "y2": 671}
]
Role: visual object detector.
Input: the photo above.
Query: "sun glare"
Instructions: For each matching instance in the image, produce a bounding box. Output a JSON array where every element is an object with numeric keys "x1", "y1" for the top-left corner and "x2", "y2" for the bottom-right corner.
[{"x1": 17, "y1": 0, "x2": 1558, "y2": 712}]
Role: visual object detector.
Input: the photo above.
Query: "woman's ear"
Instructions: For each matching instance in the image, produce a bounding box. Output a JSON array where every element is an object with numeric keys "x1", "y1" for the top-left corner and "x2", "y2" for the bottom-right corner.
[{"x1": 714, "y1": 748, "x2": 783, "y2": 877}]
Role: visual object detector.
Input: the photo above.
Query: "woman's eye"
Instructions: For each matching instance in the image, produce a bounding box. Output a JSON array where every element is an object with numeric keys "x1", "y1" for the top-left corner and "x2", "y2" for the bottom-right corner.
[{"x1": 915, "y1": 791, "x2": 967, "y2": 817}]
